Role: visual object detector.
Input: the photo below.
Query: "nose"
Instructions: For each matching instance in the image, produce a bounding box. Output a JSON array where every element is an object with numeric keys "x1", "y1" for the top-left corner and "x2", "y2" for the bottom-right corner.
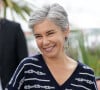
[{"x1": 42, "y1": 37, "x2": 50, "y2": 46}]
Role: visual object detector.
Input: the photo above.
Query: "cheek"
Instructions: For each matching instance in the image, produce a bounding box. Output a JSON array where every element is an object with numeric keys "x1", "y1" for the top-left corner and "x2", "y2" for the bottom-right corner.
[
  {"x1": 35, "y1": 40, "x2": 41, "y2": 48},
  {"x1": 58, "y1": 35, "x2": 65, "y2": 43},
  {"x1": 55, "y1": 37, "x2": 65, "y2": 47}
]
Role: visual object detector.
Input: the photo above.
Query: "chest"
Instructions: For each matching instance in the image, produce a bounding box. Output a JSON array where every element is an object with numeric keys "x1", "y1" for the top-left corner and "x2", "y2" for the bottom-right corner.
[
  {"x1": 24, "y1": 64, "x2": 77, "y2": 90},
  {"x1": 47, "y1": 65, "x2": 75, "y2": 86},
  {"x1": 23, "y1": 60, "x2": 95, "y2": 90}
]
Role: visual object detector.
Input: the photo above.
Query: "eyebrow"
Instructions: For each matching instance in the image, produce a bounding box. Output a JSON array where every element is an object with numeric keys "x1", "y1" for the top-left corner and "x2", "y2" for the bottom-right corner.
[
  {"x1": 34, "y1": 34, "x2": 41, "y2": 36},
  {"x1": 46, "y1": 29, "x2": 55, "y2": 34},
  {"x1": 34, "y1": 29, "x2": 55, "y2": 35}
]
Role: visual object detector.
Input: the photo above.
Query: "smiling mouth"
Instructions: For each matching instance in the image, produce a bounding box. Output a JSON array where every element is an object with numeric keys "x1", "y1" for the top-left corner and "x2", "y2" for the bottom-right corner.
[{"x1": 43, "y1": 45, "x2": 55, "y2": 52}]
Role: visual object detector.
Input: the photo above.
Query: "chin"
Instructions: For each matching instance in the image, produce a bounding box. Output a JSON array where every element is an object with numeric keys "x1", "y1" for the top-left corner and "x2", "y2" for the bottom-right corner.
[{"x1": 43, "y1": 52, "x2": 58, "y2": 58}]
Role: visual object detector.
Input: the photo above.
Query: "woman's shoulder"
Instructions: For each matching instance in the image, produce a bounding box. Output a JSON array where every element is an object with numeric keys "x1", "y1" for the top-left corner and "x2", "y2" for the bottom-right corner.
[
  {"x1": 21, "y1": 54, "x2": 41, "y2": 63},
  {"x1": 77, "y1": 61, "x2": 95, "y2": 76},
  {"x1": 18, "y1": 54, "x2": 43, "y2": 68}
]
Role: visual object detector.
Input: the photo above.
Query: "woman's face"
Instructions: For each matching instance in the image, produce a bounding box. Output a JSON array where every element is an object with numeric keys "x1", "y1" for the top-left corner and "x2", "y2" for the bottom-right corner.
[{"x1": 33, "y1": 19, "x2": 69, "y2": 58}]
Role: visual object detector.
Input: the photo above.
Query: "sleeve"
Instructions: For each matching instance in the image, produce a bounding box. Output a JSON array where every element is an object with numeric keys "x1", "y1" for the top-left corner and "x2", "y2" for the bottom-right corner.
[
  {"x1": 80, "y1": 63, "x2": 98, "y2": 90},
  {"x1": 91, "y1": 74, "x2": 98, "y2": 90},
  {"x1": 87, "y1": 69, "x2": 98, "y2": 90},
  {"x1": 5, "y1": 59, "x2": 26, "y2": 90},
  {"x1": 16, "y1": 24, "x2": 28, "y2": 62}
]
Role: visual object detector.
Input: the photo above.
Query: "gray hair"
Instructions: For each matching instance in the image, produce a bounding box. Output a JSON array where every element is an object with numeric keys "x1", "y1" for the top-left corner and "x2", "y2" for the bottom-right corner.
[{"x1": 29, "y1": 3, "x2": 69, "y2": 31}]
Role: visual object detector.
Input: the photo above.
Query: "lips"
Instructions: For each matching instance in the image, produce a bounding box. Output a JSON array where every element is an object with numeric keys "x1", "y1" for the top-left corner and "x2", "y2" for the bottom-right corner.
[{"x1": 43, "y1": 45, "x2": 55, "y2": 52}]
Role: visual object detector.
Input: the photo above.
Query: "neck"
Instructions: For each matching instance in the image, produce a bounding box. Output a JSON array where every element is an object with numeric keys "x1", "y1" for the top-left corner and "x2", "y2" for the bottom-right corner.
[{"x1": 43, "y1": 53, "x2": 68, "y2": 65}]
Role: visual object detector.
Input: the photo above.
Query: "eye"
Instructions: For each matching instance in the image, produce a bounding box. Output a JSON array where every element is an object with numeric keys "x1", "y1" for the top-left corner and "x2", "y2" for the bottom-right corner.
[
  {"x1": 34, "y1": 34, "x2": 42, "y2": 39},
  {"x1": 47, "y1": 32, "x2": 55, "y2": 36}
]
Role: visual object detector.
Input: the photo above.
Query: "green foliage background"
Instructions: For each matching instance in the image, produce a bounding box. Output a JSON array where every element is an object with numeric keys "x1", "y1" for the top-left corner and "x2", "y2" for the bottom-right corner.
[{"x1": 66, "y1": 30, "x2": 100, "y2": 76}]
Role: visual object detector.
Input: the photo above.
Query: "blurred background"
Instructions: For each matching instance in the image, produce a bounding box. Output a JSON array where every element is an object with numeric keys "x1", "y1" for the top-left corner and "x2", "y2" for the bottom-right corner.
[{"x1": 0, "y1": 0, "x2": 100, "y2": 89}]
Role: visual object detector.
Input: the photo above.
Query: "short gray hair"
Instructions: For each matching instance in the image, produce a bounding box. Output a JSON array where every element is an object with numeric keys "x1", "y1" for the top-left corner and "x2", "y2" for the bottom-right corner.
[{"x1": 29, "y1": 3, "x2": 69, "y2": 31}]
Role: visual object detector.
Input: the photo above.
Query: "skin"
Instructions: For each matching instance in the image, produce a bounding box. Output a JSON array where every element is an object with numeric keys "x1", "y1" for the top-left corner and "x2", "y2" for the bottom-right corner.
[
  {"x1": 96, "y1": 80, "x2": 100, "y2": 90},
  {"x1": 34, "y1": 19, "x2": 68, "y2": 58},
  {"x1": 33, "y1": 19, "x2": 77, "y2": 85},
  {"x1": 0, "y1": 1, "x2": 1, "y2": 12},
  {"x1": 0, "y1": 0, "x2": 3, "y2": 12}
]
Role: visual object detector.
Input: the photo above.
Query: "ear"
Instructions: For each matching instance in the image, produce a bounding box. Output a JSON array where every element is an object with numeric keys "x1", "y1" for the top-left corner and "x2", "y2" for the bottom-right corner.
[{"x1": 64, "y1": 26, "x2": 70, "y2": 37}]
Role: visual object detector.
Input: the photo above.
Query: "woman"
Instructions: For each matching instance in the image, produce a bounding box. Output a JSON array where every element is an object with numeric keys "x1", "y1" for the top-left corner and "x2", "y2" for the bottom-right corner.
[{"x1": 6, "y1": 3, "x2": 98, "y2": 90}]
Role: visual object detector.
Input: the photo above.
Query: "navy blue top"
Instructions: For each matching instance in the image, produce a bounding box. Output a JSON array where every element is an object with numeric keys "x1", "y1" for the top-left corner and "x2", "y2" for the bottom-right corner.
[{"x1": 6, "y1": 54, "x2": 98, "y2": 90}]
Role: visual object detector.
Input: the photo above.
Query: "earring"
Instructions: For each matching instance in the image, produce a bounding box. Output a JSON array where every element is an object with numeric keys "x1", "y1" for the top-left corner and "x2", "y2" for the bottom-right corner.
[
  {"x1": 64, "y1": 37, "x2": 69, "y2": 49},
  {"x1": 65, "y1": 37, "x2": 67, "y2": 41}
]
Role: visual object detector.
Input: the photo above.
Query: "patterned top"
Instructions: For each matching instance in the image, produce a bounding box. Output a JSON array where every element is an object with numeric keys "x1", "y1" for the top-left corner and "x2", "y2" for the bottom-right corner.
[{"x1": 5, "y1": 54, "x2": 98, "y2": 90}]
